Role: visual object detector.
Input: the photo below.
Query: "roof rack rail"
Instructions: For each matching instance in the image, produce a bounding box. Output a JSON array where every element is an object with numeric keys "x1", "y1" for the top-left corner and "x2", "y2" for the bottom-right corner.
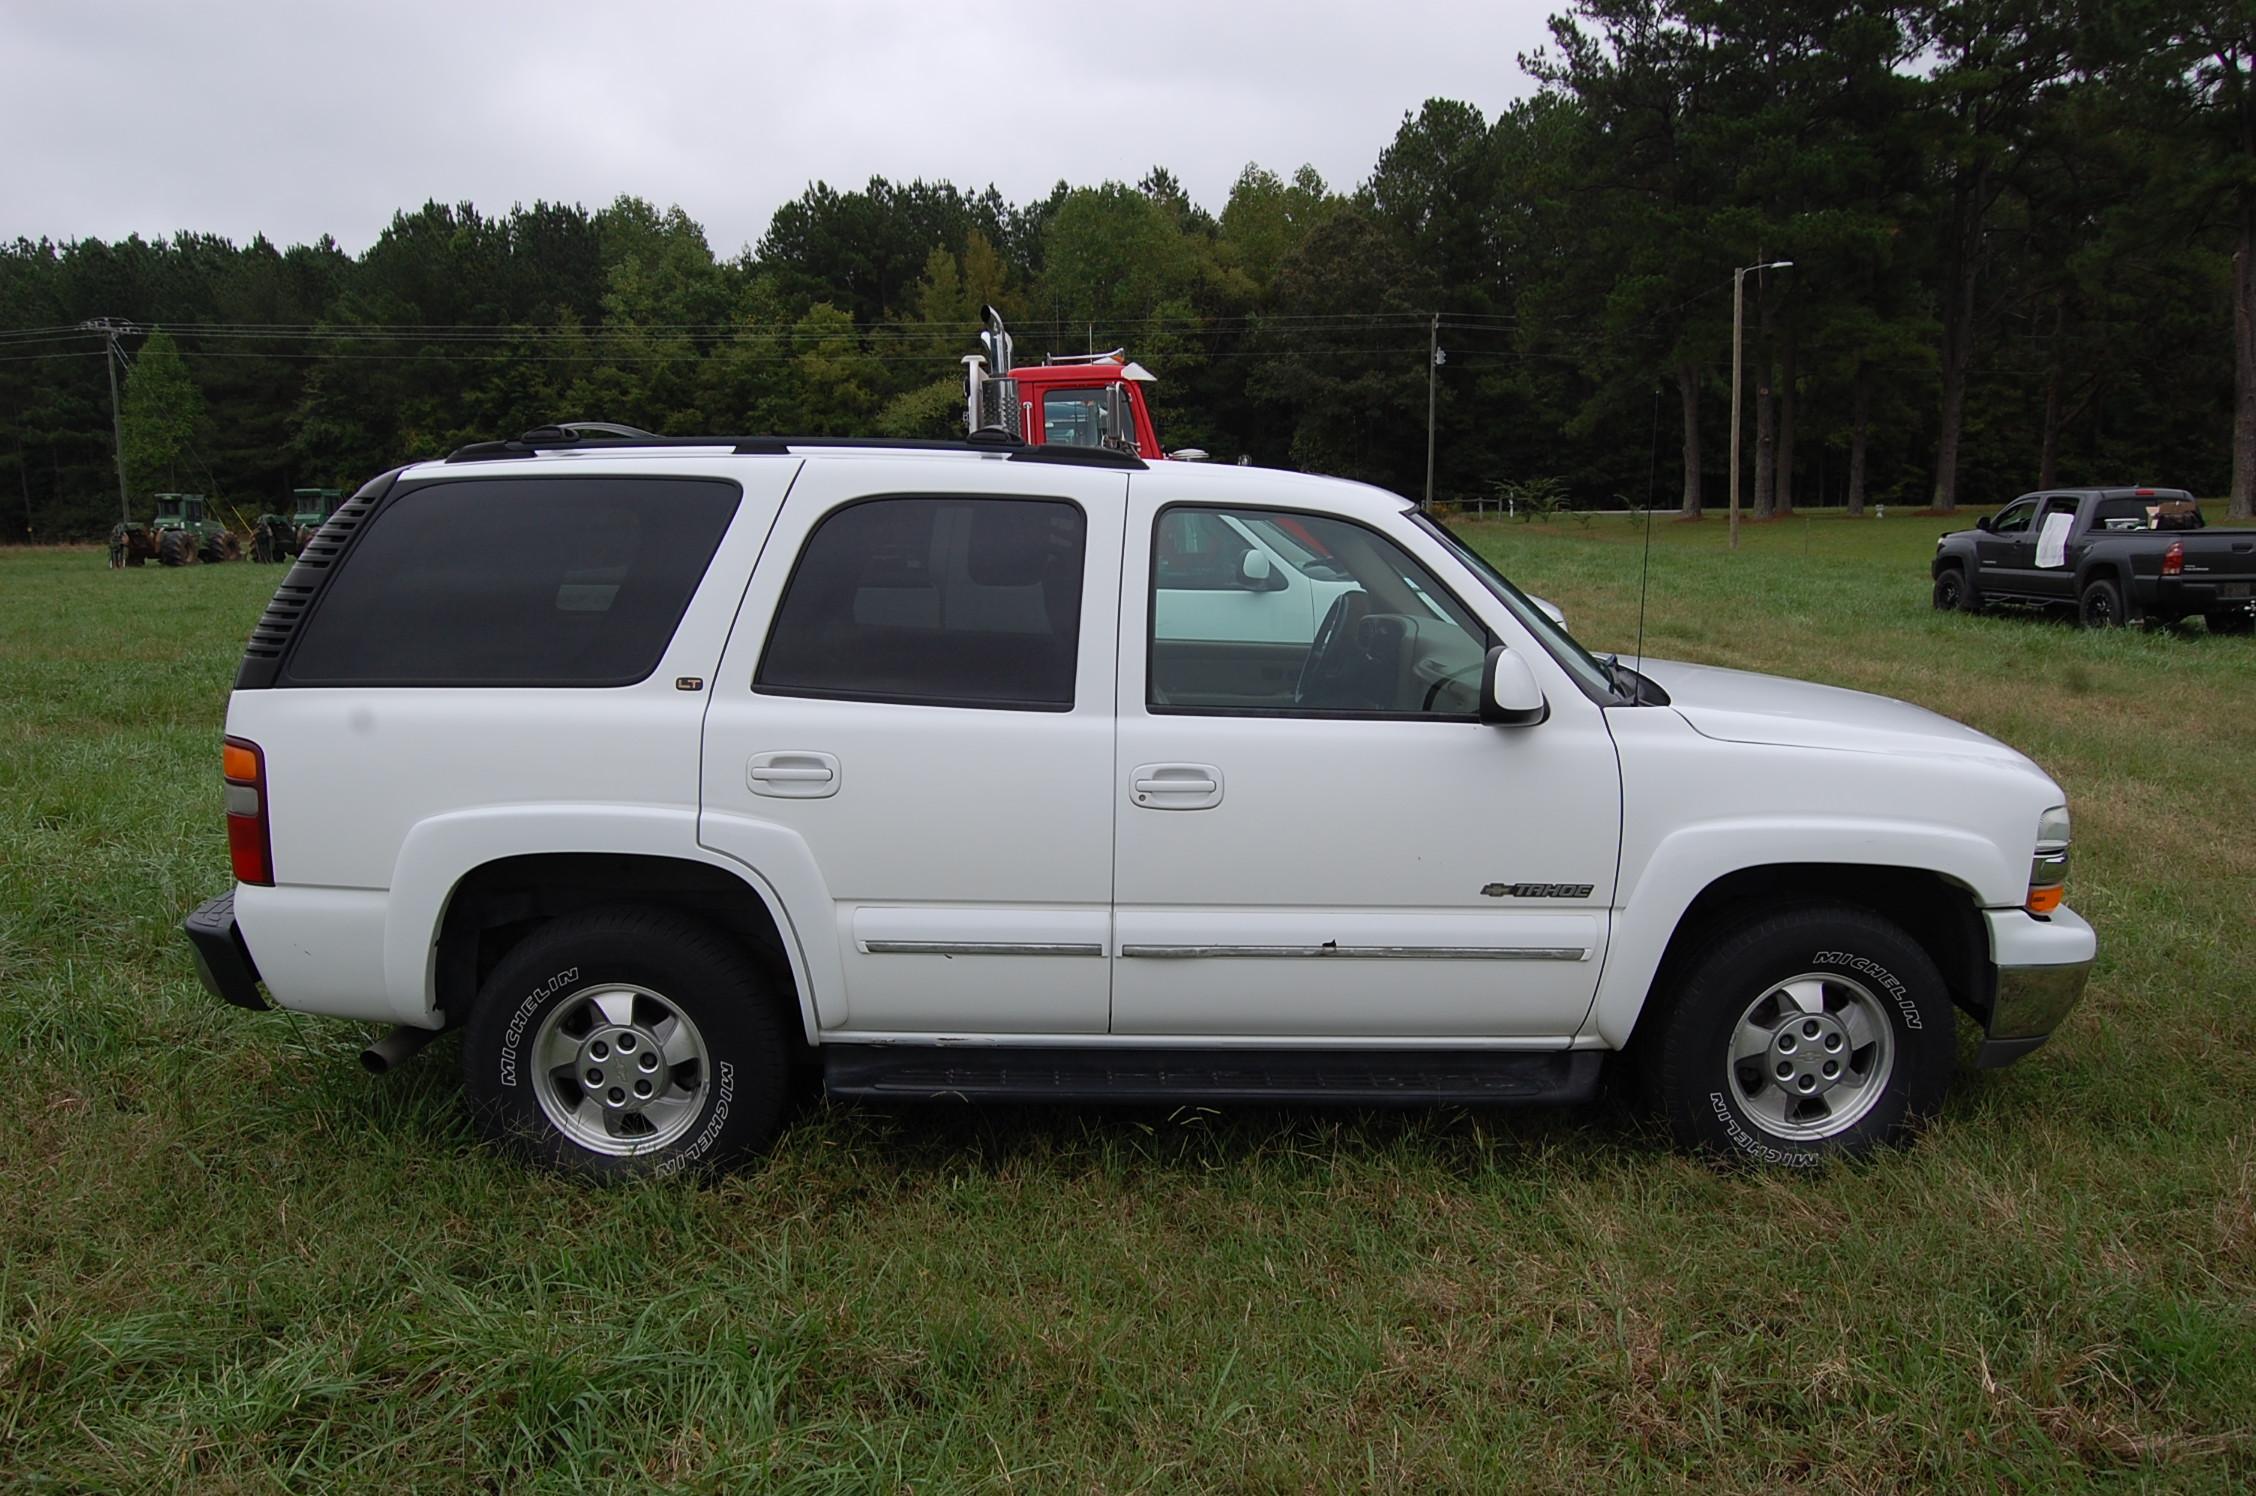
[{"x1": 443, "y1": 428, "x2": 1147, "y2": 470}]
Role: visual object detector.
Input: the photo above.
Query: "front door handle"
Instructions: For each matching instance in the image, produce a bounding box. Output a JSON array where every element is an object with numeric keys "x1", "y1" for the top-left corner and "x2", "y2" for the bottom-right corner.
[
  {"x1": 1130, "y1": 762, "x2": 1223, "y2": 810},
  {"x1": 748, "y1": 751, "x2": 839, "y2": 798}
]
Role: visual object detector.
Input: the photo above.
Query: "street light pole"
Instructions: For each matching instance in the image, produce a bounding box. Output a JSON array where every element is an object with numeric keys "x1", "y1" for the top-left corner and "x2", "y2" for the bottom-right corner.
[{"x1": 1728, "y1": 262, "x2": 1792, "y2": 552}]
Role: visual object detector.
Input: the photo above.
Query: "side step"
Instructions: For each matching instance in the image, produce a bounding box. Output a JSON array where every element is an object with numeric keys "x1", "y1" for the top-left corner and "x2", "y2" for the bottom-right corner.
[{"x1": 821, "y1": 1045, "x2": 1603, "y2": 1106}]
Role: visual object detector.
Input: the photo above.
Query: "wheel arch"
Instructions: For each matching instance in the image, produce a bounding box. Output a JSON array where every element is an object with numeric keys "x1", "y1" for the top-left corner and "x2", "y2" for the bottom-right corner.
[
  {"x1": 1600, "y1": 861, "x2": 1992, "y2": 1055},
  {"x1": 381, "y1": 804, "x2": 833, "y2": 1039},
  {"x1": 431, "y1": 851, "x2": 817, "y2": 1044}
]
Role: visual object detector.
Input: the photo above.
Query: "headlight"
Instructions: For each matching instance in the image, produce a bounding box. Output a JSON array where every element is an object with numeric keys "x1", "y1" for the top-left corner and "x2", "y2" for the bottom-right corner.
[{"x1": 2027, "y1": 805, "x2": 2070, "y2": 915}]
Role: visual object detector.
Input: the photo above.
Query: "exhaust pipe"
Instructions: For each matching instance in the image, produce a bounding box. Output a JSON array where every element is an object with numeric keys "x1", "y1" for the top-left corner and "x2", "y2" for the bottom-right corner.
[{"x1": 361, "y1": 1024, "x2": 440, "y2": 1075}]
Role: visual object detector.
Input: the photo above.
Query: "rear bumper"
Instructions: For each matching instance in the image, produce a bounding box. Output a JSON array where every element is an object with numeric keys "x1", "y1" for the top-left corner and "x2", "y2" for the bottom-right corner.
[
  {"x1": 182, "y1": 891, "x2": 268, "y2": 1011},
  {"x1": 1975, "y1": 904, "x2": 2094, "y2": 1067},
  {"x1": 2145, "y1": 577, "x2": 2256, "y2": 617}
]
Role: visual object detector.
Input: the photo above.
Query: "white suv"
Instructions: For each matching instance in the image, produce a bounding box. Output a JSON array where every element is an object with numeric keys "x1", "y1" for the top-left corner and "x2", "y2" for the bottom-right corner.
[{"x1": 182, "y1": 431, "x2": 2095, "y2": 1176}]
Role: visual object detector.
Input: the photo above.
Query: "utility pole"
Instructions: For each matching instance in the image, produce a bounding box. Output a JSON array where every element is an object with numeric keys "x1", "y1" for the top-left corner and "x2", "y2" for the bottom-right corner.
[
  {"x1": 81, "y1": 317, "x2": 136, "y2": 526},
  {"x1": 1424, "y1": 313, "x2": 1442, "y2": 512},
  {"x1": 1728, "y1": 263, "x2": 1791, "y2": 551}
]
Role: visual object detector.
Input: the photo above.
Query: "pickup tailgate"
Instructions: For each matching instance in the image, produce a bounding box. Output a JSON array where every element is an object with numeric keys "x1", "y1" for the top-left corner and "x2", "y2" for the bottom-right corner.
[{"x1": 2174, "y1": 530, "x2": 2256, "y2": 594}]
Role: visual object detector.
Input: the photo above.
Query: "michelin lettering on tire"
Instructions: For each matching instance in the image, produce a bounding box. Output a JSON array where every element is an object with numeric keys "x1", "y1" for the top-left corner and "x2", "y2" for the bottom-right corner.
[
  {"x1": 1709, "y1": 1090, "x2": 1824, "y2": 1169},
  {"x1": 655, "y1": 1060, "x2": 735, "y2": 1179},
  {"x1": 496, "y1": 966, "x2": 578, "y2": 1088},
  {"x1": 1811, "y1": 950, "x2": 1921, "y2": 1027}
]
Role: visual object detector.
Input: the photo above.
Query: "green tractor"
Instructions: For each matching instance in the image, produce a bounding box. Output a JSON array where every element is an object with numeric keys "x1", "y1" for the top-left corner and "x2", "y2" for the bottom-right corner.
[
  {"x1": 252, "y1": 487, "x2": 344, "y2": 563},
  {"x1": 109, "y1": 493, "x2": 244, "y2": 568}
]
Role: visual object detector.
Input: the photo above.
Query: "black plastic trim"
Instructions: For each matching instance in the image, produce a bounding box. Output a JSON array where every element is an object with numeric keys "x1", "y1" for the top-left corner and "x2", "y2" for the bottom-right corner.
[
  {"x1": 182, "y1": 892, "x2": 268, "y2": 1011},
  {"x1": 821, "y1": 1045, "x2": 1603, "y2": 1106},
  {"x1": 444, "y1": 431, "x2": 1146, "y2": 470}
]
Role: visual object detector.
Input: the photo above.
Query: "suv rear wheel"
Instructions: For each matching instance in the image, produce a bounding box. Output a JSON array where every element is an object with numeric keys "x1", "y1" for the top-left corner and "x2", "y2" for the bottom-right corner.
[
  {"x1": 1640, "y1": 904, "x2": 1954, "y2": 1167},
  {"x1": 462, "y1": 907, "x2": 791, "y2": 1178}
]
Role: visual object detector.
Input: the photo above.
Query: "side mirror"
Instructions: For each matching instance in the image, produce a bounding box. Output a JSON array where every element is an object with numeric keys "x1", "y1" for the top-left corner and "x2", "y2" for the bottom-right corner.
[
  {"x1": 1236, "y1": 549, "x2": 1286, "y2": 591},
  {"x1": 1975, "y1": 515, "x2": 1994, "y2": 533},
  {"x1": 1479, "y1": 646, "x2": 1549, "y2": 727},
  {"x1": 1531, "y1": 595, "x2": 1566, "y2": 628}
]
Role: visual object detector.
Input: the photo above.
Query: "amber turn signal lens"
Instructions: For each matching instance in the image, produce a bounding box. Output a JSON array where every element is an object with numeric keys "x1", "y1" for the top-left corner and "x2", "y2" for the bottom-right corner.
[
  {"x1": 223, "y1": 740, "x2": 260, "y2": 783},
  {"x1": 2025, "y1": 885, "x2": 2065, "y2": 915}
]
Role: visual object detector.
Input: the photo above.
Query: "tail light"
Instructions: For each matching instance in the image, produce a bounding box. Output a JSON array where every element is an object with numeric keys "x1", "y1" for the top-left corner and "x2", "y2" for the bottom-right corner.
[
  {"x1": 222, "y1": 736, "x2": 274, "y2": 886},
  {"x1": 2162, "y1": 541, "x2": 2184, "y2": 577}
]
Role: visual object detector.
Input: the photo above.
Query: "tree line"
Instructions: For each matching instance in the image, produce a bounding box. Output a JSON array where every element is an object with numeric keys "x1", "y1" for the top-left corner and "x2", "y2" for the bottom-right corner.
[{"x1": 4, "y1": 0, "x2": 2253, "y2": 543}]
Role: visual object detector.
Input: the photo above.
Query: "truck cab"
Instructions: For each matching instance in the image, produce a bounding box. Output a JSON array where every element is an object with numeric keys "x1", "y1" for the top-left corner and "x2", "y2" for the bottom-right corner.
[{"x1": 961, "y1": 306, "x2": 1180, "y2": 461}]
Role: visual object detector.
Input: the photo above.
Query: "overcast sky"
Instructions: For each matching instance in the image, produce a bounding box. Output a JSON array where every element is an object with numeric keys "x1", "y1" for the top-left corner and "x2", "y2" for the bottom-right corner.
[{"x1": 3, "y1": 0, "x2": 1556, "y2": 258}]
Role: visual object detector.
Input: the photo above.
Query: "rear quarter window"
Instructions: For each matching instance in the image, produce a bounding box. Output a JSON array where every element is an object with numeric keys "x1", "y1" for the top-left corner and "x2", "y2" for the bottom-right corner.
[{"x1": 281, "y1": 475, "x2": 740, "y2": 687}]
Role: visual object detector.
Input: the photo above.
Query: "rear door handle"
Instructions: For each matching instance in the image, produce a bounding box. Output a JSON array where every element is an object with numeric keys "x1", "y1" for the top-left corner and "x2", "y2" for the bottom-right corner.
[
  {"x1": 1130, "y1": 763, "x2": 1223, "y2": 810},
  {"x1": 748, "y1": 751, "x2": 839, "y2": 798}
]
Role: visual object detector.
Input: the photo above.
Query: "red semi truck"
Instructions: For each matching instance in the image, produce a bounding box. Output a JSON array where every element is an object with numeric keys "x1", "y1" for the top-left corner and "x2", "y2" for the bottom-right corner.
[{"x1": 961, "y1": 306, "x2": 1202, "y2": 461}]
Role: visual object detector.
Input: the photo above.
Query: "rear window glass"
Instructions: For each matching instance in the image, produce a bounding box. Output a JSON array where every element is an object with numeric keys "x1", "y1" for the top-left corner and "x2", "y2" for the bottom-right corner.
[
  {"x1": 282, "y1": 476, "x2": 740, "y2": 686},
  {"x1": 757, "y1": 496, "x2": 1085, "y2": 710}
]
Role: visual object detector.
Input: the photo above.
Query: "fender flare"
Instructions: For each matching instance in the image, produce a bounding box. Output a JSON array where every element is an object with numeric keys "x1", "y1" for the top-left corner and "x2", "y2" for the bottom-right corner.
[
  {"x1": 1585, "y1": 816, "x2": 2012, "y2": 1048},
  {"x1": 385, "y1": 804, "x2": 840, "y2": 1039}
]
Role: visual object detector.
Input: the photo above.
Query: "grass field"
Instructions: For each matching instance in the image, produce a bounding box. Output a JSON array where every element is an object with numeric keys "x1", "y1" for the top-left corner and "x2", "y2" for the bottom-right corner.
[{"x1": 3, "y1": 513, "x2": 2253, "y2": 1490}]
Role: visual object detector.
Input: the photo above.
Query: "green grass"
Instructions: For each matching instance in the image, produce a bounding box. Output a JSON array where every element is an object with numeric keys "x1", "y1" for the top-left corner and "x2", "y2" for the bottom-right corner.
[{"x1": 2, "y1": 522, "x2": 2253, "y2": 1490}]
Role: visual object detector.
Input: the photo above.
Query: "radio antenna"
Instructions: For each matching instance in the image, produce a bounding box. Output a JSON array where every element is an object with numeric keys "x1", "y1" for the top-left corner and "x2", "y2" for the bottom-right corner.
[{"x1": 1632, "y1": 383, "x2": 1661, "y2": 693}]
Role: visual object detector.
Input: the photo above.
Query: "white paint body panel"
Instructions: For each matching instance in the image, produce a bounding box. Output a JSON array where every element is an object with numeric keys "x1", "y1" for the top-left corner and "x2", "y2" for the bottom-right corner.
[
  {"x1": 219, "y1": 447, "x2": 2083, "y2": 1056},
  {"x1": 1112, "y1": 468, "x2": 1622, "y2": 1038},
  {"x1": 696, "y1": 457, "x2": 1126, "y2": 1035}
]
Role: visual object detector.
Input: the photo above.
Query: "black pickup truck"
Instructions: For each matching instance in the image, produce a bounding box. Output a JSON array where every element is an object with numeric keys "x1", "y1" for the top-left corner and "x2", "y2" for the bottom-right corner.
[{"x1": 1932, "y1": 487, "x2": 2256, "y2": 632}]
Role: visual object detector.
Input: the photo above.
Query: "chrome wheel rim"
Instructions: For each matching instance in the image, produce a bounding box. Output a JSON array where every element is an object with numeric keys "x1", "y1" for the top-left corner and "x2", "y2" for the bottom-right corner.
[
  {"x1": 1726, "y1": 972, "x2": 1895, "y2": 1141},
  {"x1": 528, "y1": 983, "x2": 709, "y2": 1156}
]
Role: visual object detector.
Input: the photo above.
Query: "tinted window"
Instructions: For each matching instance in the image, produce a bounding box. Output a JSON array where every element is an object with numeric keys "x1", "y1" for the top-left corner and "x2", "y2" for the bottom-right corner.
[
  {"x1": 1150, "y1": 506, "x2": 1489, "y2": 717},
  {"x1": 283, "y1": 476, "x2": 739, "y2": 686},
  {"x1": 1992, "y1": 502, "x2": 2034, "y2": 535},
  {"x1": 758, "y1": 497, "x2": 1085, "y2": 710}
]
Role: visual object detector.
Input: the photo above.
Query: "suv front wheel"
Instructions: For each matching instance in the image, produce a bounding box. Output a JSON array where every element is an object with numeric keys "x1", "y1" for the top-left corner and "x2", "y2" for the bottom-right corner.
[
  {"x1": 1639, "y1": 905, "x2": 1954, "y2": 1166},
  {"x1": 462, "y1": 908, "x2": 791, "y2": 1178}
]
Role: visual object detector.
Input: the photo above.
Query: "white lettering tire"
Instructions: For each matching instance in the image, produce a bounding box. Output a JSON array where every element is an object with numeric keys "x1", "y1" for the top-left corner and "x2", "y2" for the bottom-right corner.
[
  {"x1": 462, "y1": 908, "x2": 790, "y2": 1178},
  {"x1": 1639, "y1": 905, "x2": 1955, "y2": 1167}
]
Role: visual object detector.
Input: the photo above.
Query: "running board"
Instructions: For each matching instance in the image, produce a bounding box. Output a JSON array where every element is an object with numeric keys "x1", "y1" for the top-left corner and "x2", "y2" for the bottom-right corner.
[{"x1": 820, "y1": 1045, "x2": 1603, "y2": 1106}]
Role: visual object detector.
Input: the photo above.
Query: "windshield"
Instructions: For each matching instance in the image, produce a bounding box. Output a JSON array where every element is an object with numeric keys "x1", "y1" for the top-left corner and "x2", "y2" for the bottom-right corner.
[{"x1": 1412, "y1": 511, "x2": 1620, "y2": 700}]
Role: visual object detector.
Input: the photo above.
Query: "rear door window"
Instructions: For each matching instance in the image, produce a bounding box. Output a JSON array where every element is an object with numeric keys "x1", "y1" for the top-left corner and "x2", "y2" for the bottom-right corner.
[
  {"x1": 756, "y1": 496, "x2": 1086, "y2": 710},
  {"x1": 282, "y1": 476, "x2": 740, "y2": 687}
]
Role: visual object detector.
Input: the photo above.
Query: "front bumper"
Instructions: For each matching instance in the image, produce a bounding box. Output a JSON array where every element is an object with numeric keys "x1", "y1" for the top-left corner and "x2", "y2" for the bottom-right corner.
[
  {"x1": 1974, "y1": 904, "x2": 2095, "y2": 1067},
  {"x1": 182, "y1": 891, "x2": 269, "y2": 1011}
]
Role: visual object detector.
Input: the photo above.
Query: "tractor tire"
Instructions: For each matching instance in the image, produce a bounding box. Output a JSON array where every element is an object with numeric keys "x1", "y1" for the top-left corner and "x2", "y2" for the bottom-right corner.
[
  {"x1": 251, "y1": 530, "x2": 274, "y2": 563},
  {"x1": 156, "y1": 531, "x2": 189, "y2": 567},
  {"x1": 201, "y1": 533, "x2": 239, "y2": 564}
]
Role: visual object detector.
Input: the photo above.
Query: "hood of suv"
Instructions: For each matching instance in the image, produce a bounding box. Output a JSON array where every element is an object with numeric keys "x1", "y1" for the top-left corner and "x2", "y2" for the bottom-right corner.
[{"x1": 1637, "y1": 659, "x2": 2032, "y2": 764}]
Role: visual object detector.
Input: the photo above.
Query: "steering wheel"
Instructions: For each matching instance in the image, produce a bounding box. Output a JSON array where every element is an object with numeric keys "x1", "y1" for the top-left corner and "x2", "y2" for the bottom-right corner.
[{"x1": 1294, "y1": 590, "x2": 1371, "y2": 707}]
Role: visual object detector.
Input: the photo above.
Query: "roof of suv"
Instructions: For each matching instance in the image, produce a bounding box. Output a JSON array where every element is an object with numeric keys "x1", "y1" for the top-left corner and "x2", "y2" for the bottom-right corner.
[{"x1": 408, "y1": 433, "x2": 1420, "y2": 520}]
